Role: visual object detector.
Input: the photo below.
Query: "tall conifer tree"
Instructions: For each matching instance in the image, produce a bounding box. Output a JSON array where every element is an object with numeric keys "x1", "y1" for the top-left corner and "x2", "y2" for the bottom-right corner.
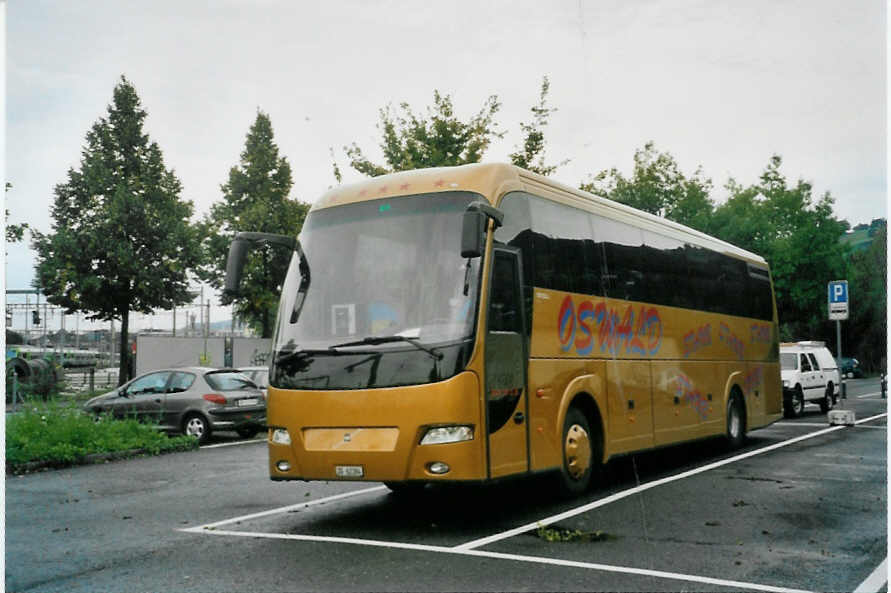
[{"x1": 33, "y1": 76, "x2": 201, "y2": 384}]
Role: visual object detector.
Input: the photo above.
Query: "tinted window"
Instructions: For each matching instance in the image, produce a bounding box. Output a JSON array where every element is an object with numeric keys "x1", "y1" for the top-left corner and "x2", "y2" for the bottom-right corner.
[
  {"x1": 800, "y1": 354, "x2": 812, "y2": 372},
  {"x1": 126, "y1": 372, "x2": 171, "y2": 395},
  {"x1": 168, "y1": 372, "x2": 196, "y2": 393},
  {"x1": 496, "y1": 192, "x2": 774, "y2": 320},
  {"x1": 808, "y1": 353, "x2": 820, "y2": 370},
  {"x1": 205, "y1": 371, "x2": 257, "y2": 391}
]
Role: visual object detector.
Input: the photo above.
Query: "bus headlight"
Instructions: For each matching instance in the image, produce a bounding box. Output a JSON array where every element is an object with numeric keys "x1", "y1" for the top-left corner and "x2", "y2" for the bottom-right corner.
[
  {"x1": 420, "y1": 425, "x2": 473, "y2": 445},
  {"x1": 271, "y1": 428, "x2": 291, "y2": 445}
]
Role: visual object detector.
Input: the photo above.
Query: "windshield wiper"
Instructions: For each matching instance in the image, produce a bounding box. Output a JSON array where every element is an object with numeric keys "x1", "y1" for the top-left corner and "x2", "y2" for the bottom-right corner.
[{"x1": 328, "y1": 335, "x2": 444, "y2": 361}]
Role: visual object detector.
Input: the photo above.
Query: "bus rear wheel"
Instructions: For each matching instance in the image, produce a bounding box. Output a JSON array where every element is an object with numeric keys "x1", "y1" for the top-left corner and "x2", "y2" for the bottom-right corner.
[
  {"x1": 725, "y1": 392, "x2": 746, "y2": 449},
  {"x1": 558, "y1": 407, "x2": 596, "y2": 497}
]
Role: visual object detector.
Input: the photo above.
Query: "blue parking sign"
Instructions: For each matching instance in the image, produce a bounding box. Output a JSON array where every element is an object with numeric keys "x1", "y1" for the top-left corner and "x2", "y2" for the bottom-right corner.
[{"x1": 828, "y1": 280, "x2": 849, "y2": 320}]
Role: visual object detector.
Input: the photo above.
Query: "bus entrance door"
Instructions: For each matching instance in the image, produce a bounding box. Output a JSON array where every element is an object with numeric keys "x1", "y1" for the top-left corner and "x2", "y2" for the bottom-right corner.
[{"x1": 485, "y1": 248, "x2": 529, "y2": 478}]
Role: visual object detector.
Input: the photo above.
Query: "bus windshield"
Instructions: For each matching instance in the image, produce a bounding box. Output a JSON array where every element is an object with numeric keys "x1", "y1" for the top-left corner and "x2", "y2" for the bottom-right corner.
[{"x1": 271, "y1": 191, "x2": 483, "y2": 390}]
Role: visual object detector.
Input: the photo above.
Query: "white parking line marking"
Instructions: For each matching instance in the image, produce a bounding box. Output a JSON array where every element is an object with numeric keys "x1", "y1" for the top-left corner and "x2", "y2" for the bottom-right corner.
[
  {"x1": 185, "y1": 528, "x2": 812, "y2": 593},
  {"x1": 853, "y1": 558, "x2": 887, "y2": 593},
  {"x1": 857, "y1": 392, "x2": 883, "y2": 399},
  {"x1": 774, "y1": 422, "x2": 830, "y2": 428},
  {"x1": 455, "y1": 412, "x2": 887, "y2": 551},
  {"x1": 201, "y1": 439, "x2": 265, "y2": 449},
  {"x1": 181, "y1": 485, "x2": 386, "y2": 531}
]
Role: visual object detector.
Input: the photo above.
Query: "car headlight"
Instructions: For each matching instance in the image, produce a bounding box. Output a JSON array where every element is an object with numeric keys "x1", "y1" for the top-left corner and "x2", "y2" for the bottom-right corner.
[
  {"x1": 782, "y1": 380, "x2": 789, "y2": 388},
  {"x1": 420, "y1": 425, "x2": 473, "y2": 445}
]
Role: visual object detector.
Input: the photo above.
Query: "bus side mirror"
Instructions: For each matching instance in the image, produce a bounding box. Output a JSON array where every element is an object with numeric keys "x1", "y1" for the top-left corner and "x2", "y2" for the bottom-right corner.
[
  {"x1": 224, "y1": 232, "x2": 298, "y2": 297},
  {"x1": 224, "y1": 237, "x2": 252, "y2": 297},
  {"x1": 461, "y1": 202, "x2": 504, "y2": 258},
  {"x1": 461, "y1": 210, "x2": 487, "y2": 258}
]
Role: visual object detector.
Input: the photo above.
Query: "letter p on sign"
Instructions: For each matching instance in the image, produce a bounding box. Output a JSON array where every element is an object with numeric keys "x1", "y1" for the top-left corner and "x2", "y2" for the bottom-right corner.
[{"x1": 828, "y1": 280, "x2": 849, "y2": 320}]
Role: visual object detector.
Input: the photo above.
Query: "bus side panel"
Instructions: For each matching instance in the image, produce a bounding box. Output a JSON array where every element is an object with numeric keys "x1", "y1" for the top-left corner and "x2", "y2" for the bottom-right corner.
[
  {"x1": 526, "y1": 358, "x2": 606, "y2": 471},
  {"x1": 652, "y1": 361, "x2": 712, "y2": 446},
  {"x1": 605, "y1": 359, "x2": 654, "y2": 455}
]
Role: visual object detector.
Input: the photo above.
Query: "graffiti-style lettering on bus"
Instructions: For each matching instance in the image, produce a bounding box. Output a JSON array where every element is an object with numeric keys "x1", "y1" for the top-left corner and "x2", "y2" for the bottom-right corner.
[
  {"x1": 675, "y1": 372, "x2": 709, "y2": 420},
  {"x1": 558, "y1": 295, "x2": 662, "y2": 356},
  {"x1": 718, "y1": 323, "x2": 744, "y2": 360},
  {"x1": 750, "y1": 323, "x2": 771, "y2": 344},
  {"x1": 742, "y1": 366, "x2": 765, "y2": 396},
  {"x1": 682, "y1": 324, "x2": 712, "y2": 358}
]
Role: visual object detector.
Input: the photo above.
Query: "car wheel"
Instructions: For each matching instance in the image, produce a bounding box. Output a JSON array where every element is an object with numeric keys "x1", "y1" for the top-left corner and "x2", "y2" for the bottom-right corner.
[
  {"x1": 183, "y1": 413, "x2": 211, "y2": 444},
  {"x1": 725, "y1": 391, "x2": 746, "y2": 449},
  {"x1": 236, "y1": 426, "x2": 259, "y2": 439},
  {"x1": 820, "y1": 383, "x2": 834, "y2": 413},
  {"x1": 790, "y1": 386, "x2": 805, "y2": 418},
  {"x1": 557, "y1": 406, "x2": 597, "y2": 497}
]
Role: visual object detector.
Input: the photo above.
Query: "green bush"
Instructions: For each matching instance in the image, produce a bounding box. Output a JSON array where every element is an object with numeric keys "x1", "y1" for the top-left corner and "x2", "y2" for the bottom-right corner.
[{"x1": 6, "y1": 401, "x2": 197, "y2": 471}]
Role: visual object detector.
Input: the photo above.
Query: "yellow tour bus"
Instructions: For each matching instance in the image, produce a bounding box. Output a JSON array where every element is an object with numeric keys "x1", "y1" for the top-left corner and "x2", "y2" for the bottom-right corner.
[{"x1": 225, "y1": 163, "x2": 782, "y2": 495}]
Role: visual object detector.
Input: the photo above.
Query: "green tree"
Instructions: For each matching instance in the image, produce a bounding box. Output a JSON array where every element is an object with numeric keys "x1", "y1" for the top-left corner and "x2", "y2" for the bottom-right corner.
[
  {"x1": 344, "y1": 91, "x2": 503, "y2": 176},
  {"x1": 508, "y1": 76, "x2": 568, "y2": 176},
  {"x1": 32, "y1": 77, "x2": 201, "y2": 385},
  {"x1": 581, "y1": 142, "x2": 714, "y2": 232},
  {"x1": 6, "y1": 183, "x2": 29, "y2": 243},
  {"x1": 201, "y1": 111, "x2": 310, "y2": 338},
  {"x1": 844, "y1": 226, "x2": 886, "y2": 372},
  {"x1": 709, "y1": 155, "x2": 848, "y2": 340}
]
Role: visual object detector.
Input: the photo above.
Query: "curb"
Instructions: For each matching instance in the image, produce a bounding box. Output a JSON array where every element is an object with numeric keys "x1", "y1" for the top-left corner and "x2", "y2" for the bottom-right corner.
[{"x1": 6, "y1": 444, "x2": 197, "y2": 475}]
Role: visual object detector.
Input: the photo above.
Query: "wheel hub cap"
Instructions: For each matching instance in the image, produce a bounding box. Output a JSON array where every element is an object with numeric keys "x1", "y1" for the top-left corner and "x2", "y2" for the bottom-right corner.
[{"x1": 564, "y1": 424, "x2": 591, "y2": 480}]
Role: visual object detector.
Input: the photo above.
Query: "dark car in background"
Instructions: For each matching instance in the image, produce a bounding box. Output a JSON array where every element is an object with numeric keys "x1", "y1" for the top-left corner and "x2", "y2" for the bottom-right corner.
[
  {"x1": 83, "y1": 367, "x2": 265, "y2": 444},
  {"x1": 836, "y1": 357, "x2": 864, "y2": 378}
]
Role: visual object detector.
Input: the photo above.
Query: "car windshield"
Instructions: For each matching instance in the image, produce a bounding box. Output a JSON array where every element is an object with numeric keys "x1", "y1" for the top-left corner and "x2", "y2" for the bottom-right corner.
[
  {"x1": 205, "y1": 371, "x2": 258, "y2": 391},
  {"x1": 271, "y1": 191, "x2": 483, "y2": 390},
  {"x1": 780, "y1": 353, "x2": 798, "y2": 370}
]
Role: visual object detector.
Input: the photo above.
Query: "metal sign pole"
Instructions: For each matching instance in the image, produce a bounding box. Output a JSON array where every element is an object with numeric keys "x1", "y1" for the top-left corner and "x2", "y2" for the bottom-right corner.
[{"x1": 837, "y1": 319, "x2": 846, "y2": 400}]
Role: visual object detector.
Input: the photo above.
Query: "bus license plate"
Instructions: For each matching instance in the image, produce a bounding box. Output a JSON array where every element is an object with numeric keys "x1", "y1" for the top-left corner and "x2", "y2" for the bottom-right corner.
[
  {"x1": 335, "y1": 465, "x2": 364, "y2": 478},
  {"x1": 237, "y1": 398, "x2": 259, "y2": 407}
]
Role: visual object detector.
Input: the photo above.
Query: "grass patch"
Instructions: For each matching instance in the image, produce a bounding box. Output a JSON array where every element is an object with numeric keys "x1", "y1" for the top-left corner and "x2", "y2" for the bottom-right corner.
[
  {"x1": 6, "y1": 400, "x2": 197, "y2": 473},
  {"x1": 535, "y1": 525, "x2": 615, "y2": 543}
]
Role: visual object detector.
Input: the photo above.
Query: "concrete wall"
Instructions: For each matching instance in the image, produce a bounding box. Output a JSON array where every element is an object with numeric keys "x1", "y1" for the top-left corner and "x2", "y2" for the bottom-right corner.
[
  {"x1": 232, "y1": 338, "x2": 272, "y2": 367},
  {"x1": 135, "y1": 336, "x2": 225, "y2": 375}
]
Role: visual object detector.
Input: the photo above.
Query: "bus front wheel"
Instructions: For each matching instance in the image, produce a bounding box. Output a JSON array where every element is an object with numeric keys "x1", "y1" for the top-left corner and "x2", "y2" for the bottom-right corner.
[{"x1": 558, "y1": 407, "x2": 596, "y2": 496}]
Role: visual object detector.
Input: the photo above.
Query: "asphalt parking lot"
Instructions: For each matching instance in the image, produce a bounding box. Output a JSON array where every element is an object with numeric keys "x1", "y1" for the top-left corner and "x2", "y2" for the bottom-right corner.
[{"x1": 5, "y1": 377, "x2": 887, "y2": 592}]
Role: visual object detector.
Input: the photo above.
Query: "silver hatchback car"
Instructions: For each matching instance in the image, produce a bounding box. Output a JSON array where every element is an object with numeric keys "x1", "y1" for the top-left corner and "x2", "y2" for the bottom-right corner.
[{"x1": 84, "y1": 367, "x2": 266, "y2": 444}]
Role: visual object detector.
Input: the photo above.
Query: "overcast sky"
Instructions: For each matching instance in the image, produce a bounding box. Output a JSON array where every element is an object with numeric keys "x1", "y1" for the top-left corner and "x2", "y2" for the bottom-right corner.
[{"x1": 4, "y1": 0, "x2": 887, "y2": 330}]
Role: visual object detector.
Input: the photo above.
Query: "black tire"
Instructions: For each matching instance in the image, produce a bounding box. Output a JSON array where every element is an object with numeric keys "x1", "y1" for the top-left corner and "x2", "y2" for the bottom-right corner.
[
  {"x1": 182, "y1": 413, "x2": 211, "y2": 444},
  {"x1": 819, "y1": 383, "x2": 834, "y2": 413},
  {"x1": 236, "y1": 426, "x2": 259, "y2": 439},
  {"x1": 725, "y1": 392, "x2": 746, "y2": 449},
  {"x1": 557, "y1": 406, "x2": 597, "y2": 497},
  {"x1": 789, "y1": 386, "x2": 805, "y2": 418}
]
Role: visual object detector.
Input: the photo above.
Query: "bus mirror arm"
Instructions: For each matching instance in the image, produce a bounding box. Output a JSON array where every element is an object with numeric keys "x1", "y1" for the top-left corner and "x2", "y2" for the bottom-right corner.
[
  {"x1": 289, "y1": 242, "x2": 311, "y2": 324},
  {"x1": 461, "y1": 202, "x2": 504, "y2": 258},
  {"x1": 224, "y1": 231, "x2": 299, "y2": 297}
]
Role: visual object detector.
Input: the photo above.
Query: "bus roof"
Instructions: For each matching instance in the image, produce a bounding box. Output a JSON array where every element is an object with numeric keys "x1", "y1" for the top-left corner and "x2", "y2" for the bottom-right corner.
[{"x1": 313, "y1": 162, "x2": 767, "y2": 266}]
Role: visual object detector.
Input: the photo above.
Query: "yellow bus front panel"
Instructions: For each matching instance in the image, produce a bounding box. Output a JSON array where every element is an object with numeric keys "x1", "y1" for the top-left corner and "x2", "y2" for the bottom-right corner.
[{"x1": 267, "y1": 371, "x2": 486, "y2": 482}]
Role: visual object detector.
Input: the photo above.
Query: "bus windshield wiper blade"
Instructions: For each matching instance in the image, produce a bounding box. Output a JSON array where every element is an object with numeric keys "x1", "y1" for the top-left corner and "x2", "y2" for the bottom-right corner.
[{"x1": 329, "y1": 336, "x2": 444, "y2": 360}]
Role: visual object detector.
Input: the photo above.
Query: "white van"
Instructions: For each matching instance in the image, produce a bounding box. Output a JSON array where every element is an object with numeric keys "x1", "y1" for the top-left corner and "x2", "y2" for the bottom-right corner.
[{"x1": 780, "y1": 341, "x2": 841, "y2": 417}]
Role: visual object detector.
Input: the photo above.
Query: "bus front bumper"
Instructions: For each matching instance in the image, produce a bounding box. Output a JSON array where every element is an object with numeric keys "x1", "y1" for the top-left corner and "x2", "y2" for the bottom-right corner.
[{"x1": 266, "y1": 371, "x2": 486, "y2": 483}]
